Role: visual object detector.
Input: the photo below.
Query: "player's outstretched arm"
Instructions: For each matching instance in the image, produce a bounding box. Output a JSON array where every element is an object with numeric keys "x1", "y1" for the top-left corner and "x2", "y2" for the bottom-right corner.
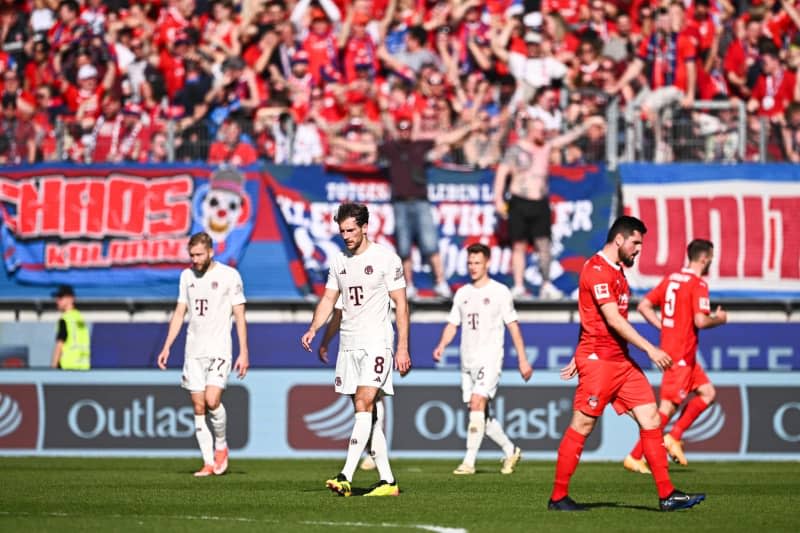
[
  {"x1": 318, "y1": 308, "x2": 342, "y2": 364},
  {"x1": 506, "y1": 321, "x2": 532, "y2": 381},
  {"x1": 301, "y1": 288, "x2": 339, "y2": 352},
  {"x1": 389, "y1": 287, "x2": 411, "y2": 376},
  {"x1": 157, "y1": 302, "x2": 187, "y2": 369},
  {"x1": 599, "y1": 301, "x2": 673, "y2": 371},
  {"x1": 232, "y1": 303, "x2": 249, "y2": 379},
  {"x1": 433, "y1": 323, "x2": 458, "y2": 362}
]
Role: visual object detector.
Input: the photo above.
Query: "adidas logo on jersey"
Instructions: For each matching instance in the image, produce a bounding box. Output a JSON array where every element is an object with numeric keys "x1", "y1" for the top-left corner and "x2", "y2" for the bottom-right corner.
[{"x1": 339, "y1": 269, "x2": 346, "y2": 275}]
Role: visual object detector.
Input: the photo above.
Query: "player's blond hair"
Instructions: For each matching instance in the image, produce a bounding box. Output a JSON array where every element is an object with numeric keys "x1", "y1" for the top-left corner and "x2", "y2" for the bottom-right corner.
[{"x1": 188, "y1": 232, "x2": 213, "y2": 250}]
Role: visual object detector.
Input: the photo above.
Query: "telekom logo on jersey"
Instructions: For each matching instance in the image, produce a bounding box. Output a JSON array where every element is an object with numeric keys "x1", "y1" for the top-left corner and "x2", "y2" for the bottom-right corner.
[
  {"x1": 347, "y1": 286, "x2": 364, "y2": 306},
  {"x1": 194, "y1": 299, "x2": 209, "y2": 316}
]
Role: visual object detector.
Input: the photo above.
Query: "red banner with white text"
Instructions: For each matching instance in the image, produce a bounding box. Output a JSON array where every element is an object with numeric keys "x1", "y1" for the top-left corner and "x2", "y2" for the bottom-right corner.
[{"x1": 620, "y1": 163, "x2": 800, "y2": 297}]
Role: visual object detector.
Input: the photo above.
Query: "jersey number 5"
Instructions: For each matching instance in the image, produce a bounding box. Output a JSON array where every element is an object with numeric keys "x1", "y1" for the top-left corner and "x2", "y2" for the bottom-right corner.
[{"x1": 663, "y1": 281, "x2": 680, "y2": 318}]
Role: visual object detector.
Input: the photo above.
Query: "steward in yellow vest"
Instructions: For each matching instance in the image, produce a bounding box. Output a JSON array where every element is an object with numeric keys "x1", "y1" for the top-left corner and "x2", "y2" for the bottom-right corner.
[{"x1": 51, "y1": 285, "x2": 90, "y2": 370}]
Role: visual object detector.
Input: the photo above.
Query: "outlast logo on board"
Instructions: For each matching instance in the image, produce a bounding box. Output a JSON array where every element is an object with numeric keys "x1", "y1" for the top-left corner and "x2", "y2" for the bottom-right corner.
[
  {"x1": 391, "y1": 386, "x2": 601, "y2": 452},
  {"x1": 43, "y1": 385, "x2": 248, "y2": 449}
]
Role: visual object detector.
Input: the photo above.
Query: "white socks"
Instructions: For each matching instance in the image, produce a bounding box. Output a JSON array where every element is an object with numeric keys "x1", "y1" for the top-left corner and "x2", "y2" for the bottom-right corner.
[
  {"x1": 485, "y1": 417, "x2": 515, "y2": 457},
  {"x1": 194, "y1": 414, "x2": 214, "y2": 465},
  {"x1": 342, "y1": 411, "x2": 372, "y2": 481},
  {"x1": 463, "y1": 411, "x2": 486, "y2": 467},
  {"x1": 369, "y1": 401, "x2": 394, "y2": 483},
  {"x1": 208, "y1": 404, "x2": 227, "y2": 450}
]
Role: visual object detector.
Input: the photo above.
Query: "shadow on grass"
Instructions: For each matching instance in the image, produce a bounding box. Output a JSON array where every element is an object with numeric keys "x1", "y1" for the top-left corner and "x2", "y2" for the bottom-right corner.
[{"x1": 579, "y1": 502, "x2": 660, "y2": 512}]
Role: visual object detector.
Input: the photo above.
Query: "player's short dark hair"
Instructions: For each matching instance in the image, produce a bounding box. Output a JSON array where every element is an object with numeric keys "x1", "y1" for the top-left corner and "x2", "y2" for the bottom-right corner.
[
  {"x1": 188, "y1": 231, "x2": 213, "y2": 250},
  {"x1": 606, "y1": 215, "x2": 647, "y2": 243},
  {"x1": 466, "y1": 243, "x2": 490, "y2": 258},
  {"x1": 687, "y1": 239, "x2": 713, "y2": 261},
  {"x1": 335, "y1": 203, "x2": 369, "y2": 227}
]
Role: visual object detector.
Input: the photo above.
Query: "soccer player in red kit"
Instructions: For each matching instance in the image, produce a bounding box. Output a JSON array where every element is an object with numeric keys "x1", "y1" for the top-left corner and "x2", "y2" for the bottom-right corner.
[
  {"x1": 624, "y1": 239, "x2": 727, "y2": 472},
  {"x1": 548, "y1": 216, "x2": 705, "y2": 512}
]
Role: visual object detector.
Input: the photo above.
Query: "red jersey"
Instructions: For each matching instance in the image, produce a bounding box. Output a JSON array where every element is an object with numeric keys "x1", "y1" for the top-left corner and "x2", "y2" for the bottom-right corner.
[
  {"x1": 576, "y1": 252, "x2": 631, "y2": 363},
  {"x1": 542, "y1": 0, "x2": 587, "y2": 26},
  {"x1": 303, "y1": 31, "x2": 339, "y2": 85},
  {"x1": 751, "y1": 68, "x2": 796, "y2": 119},
  {"x1": 645, "y1": 268, "x2": 710, "y2": 365},
  {"x1": 207, "y1": 141, "x2": 258, "y2": 166}
]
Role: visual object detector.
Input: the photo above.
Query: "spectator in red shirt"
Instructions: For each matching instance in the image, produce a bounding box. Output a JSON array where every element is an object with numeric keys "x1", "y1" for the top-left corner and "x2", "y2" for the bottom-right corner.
[
  {"x1": 686, "y1": 0, "x2": 717, "y2": 58},
  {"x1": 200, "y1": 0, "x2": 242, "y2": 63},
  {"x1": 748, "y1": 40, "x2": 796, "y2": 120},
  {"x1": 1, "y1": 70, "x2": 35, "y2": 115},
  {"x1": 340, "y1": 10, "x2": 379, "y2": 83},
  {"x1": 723, "y1": 16, "x2": 763, "y2": 99},
  {"x1": 24, "y1": 41, "x2": 58, "y2": 93},
  {"x1": 294, "y1": 2, "x2": 342, "y2": 84},
  {"x1": 208, "y1": 116, "x2": 259, "y2": 166},
  {"x1": 62, "y1": 63, "x2": 106, "y2": 118},
  {"x1": 581, "y1": 0, "x2": 618, "y2": 43},
  {"x1": 542, "y1": 0, "x2": 588, "y2": 27},
  {"x1": 155, "y1": 0, "x2": 196, "y2": 50},
  {"x1": 0, "y1": 93, "x2": 36, "y2": 164},
  {"x1": 48, "y1": 0, "x2": 87, "y2": 54}
]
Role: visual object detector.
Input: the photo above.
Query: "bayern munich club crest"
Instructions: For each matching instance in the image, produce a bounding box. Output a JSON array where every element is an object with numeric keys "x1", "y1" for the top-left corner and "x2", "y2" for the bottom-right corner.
[
  {"x1": 483, "y1": 298, "x2": 490, "y2": 305},
  {"x1": 364, "y1": 265, "x2": 373, "y2": 275},
  {"x1": 211, "y1": 281, "x2": 218, "y2": 290}
]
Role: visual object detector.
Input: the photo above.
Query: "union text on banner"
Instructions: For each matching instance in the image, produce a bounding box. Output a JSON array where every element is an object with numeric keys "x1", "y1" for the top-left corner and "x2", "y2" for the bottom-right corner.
[{"x1": 620, "y1": 163, "x2": 800, "y2": 298}]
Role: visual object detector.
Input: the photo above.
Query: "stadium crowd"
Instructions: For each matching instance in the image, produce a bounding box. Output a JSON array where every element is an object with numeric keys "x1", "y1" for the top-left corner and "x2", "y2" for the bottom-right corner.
[{"x1": 1, "y1": 0, "x2": 800, "y2": 166}]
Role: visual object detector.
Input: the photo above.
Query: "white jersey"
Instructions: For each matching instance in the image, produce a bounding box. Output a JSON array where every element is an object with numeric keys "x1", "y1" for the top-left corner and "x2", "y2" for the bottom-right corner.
[
  {"x1": 178, "y1": 262, "x2": 246, "y2": 359},
  {"x1": 447, "y1": 278, "x2": 518, "y2": 371},
  {"x1": 326, "y1": 242, "x2": 405, "y2": 352}
]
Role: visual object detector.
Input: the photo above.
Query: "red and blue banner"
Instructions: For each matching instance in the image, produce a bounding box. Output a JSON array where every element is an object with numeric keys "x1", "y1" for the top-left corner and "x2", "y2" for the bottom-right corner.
[
  {"x1": 1, "y1": 163, "x2": 614, "y2": 299},
  {"x1": 267, "y1": 163, "x2": 615, "y2": 298}
]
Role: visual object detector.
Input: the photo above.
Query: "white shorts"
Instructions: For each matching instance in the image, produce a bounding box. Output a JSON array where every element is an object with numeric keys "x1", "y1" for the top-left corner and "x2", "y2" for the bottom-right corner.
[
  {"x1": 461, "y1": 365, "x2": 501, "y2": 403},
  {"x1": 182, "y1": 357, "x2": 231, "y2": 392},
  {"x1": 334, "y1": 347, "x2": 394, "y2": 396}
]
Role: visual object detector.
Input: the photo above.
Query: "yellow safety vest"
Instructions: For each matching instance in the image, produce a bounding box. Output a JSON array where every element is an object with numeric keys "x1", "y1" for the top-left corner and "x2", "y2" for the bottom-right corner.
[{"x1": 59, "y1": 308, "x2": 90, "y2": 370}]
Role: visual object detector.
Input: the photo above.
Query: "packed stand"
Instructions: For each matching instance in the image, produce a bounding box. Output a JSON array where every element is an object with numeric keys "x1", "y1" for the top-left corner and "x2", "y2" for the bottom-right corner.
[{"x1": 0, "y1": 0, "x2": 798, "y2": 166}]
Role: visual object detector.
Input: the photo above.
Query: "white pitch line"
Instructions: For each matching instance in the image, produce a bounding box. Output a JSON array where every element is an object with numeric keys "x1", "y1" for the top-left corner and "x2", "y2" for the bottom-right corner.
[
  {"x1": 0, "y1": 511, "x2": 466, "y2": 532},
  {"x1": 303, "y1": 520, "x2": 467, "y2": 533}
]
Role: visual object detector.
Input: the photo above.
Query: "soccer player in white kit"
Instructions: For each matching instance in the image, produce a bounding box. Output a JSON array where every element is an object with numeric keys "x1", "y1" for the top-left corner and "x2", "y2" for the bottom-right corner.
[
  {"x1": 433, "y1": 243, "x2": 533, "y2": 475},
  {"x1": 301, "y1": 203, "x2": 411, "y2": 497},
  {"x1": 157, "y1": 232, "x2": 249, "y2": 477}
]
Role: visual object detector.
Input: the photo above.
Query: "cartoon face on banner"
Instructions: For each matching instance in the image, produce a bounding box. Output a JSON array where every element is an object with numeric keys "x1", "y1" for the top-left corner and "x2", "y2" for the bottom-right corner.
[{"x1": 192, "y1": 167, "x2": 252, "y2": 247}]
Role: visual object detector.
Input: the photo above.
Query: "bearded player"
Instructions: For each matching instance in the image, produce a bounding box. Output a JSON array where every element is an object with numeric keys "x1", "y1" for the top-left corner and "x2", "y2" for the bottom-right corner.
[
  {"x1": 157, "y1": 231, "x2": 249, "y2": 477},
  {"x1": 548, "y1": 216, "x2": 705, "y2": 512}
]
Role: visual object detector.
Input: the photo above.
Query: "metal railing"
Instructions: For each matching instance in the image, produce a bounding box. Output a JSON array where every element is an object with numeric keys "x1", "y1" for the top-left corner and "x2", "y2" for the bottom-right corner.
[
  {"x1": 612, "y1": 98, "x2": 749, "y2": 168},
  {"x1": 48, "y1": 98, "x2": 776, "y2": 168}
]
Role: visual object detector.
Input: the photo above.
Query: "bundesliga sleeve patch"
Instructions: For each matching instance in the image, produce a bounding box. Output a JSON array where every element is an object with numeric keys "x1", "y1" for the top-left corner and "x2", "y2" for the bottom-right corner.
[
  {"x1": 699, "y1": 297, "x2": 710, "y2": 311},
  {"x1": 594, "y1": 283, "x2": 610, "y2": 299},
  {"x1": 394, "y1": 267, "x2": 403, "y2": 281}
]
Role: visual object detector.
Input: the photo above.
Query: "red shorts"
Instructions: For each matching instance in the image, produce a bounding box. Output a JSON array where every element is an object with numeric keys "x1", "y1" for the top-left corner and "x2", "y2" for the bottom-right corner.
[
  {"x1": 574, "y1": 358, "x2": 656, "y2": 417},
  {"x1": 659, "y1": 361, "x2": 711, "y2": 405}
]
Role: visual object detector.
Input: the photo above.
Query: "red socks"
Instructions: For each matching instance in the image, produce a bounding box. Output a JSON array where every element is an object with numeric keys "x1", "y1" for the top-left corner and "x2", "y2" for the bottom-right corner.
[
  {"x1": 640, "y1": 427, "x2": 674, "y2": 499},
  {"x1": 551, "y1": 427, "x2": 587, "y2": 501},
  {"x1": 670, "y1": 396, "x2": 709, "y2": 440},
  {"x1": 630, "y1": 411, "x2": 670, "y2": 460}
]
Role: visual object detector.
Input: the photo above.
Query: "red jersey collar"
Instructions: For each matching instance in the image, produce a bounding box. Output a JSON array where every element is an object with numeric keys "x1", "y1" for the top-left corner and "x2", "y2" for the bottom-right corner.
[{"x1": 597, "y1": 251, "x2": 620, "y2": 270}]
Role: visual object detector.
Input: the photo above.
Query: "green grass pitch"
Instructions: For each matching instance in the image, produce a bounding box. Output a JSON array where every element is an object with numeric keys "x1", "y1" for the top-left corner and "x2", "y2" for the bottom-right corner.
[{"x1": 0, "y1": 457, "x2": 797, "y2": 532}]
